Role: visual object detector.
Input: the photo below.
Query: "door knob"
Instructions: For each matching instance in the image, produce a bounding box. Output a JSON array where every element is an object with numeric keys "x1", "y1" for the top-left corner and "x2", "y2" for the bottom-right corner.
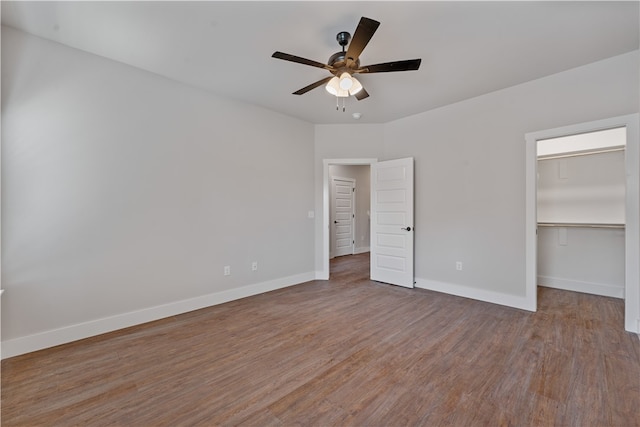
[
  {"x1": 401, "y1": 226, "x2": 412, "y2": 231},
  {"x1": 334, "y1": 220, "x2": 338, "y2": 224}
]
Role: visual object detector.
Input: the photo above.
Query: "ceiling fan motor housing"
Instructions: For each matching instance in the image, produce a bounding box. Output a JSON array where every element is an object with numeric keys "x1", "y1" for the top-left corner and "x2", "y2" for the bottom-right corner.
[{"x1": 328, "y1": 51, "x2": 359, "y2": 73}]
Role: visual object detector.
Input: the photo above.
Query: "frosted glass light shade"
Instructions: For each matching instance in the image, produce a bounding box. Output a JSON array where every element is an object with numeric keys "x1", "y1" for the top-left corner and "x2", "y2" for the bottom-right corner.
[
  {"x1": 339, "y1": 72, "x2": 354, "y2": 90},
  {"x1": 349, "y1": 78, "x2": 363, "y2": 95},
  {"x1": 326, "y1": 76, "x2": 349, "y2": 97},
  {"x1": 325, "y1": 77, "x2": 339, "y2": 95},
  {"x1": 325, "y1": 74, "x2": 362, "y2": 97}
]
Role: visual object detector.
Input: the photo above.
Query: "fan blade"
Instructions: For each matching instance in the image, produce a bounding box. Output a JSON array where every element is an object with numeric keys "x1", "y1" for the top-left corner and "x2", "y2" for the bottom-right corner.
[
  {"x1": 357, "y1": 59, "x2": 422, "y2": 73},
  {"x1": 345, "y1": 17, "x2": 380, "y2": 67},
  {"x1": 355, "y1": 87, "x2": 369, "y2": 101},
  {"x1": 292, "y1": 76, "x2": 334, "y2": 95},
  {"x1": 272, "y1": 51, "x2": 333, "y2": 71}
]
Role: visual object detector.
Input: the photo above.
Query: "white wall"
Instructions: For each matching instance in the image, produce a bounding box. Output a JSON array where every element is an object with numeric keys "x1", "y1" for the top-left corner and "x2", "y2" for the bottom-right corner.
[
  {"x1": 538, "y1": 150, "x2": 626, "y2": 224},
  {"x1": 315, "y1": 50, "x2": 639, "y2": 309},
  {"x1": 329, "y1": 165, "x2": 371, "y2": 254},
  {"x1": 1, "y1": 27, "x2": 316, "y2": 357},
  {"x1": 538, "y1": 227, "x2": 625, "y2": 298}
]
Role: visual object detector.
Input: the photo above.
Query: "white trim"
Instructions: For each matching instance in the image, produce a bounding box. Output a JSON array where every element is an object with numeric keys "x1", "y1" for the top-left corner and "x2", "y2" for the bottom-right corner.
[
  {"x1": 354, "y1": 246, "x2": 370, "y2": 255},
  {"x1": 525, "y1": 114, "x2": 640, "y2": 333},
  {"x1": 321, "y1": 158, "x2": 377, "y2": 280},
  {"x1": 415, "y1": 278, "x2": 535, "y2": 312},
  {"x1": 1, "y1": 272, "x2": 315, "y2": 359},
  {"x1": 538, "y1": 276, "x2": 624, "y2": 299}
]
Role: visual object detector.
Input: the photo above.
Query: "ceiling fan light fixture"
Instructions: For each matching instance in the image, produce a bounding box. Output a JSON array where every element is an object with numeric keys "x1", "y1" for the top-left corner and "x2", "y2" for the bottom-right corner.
[
  {"x1": 339, "y1": 72, "x2": 354, "y2": 90},
  {"x1": 325, "y1": 76, "x2": 340, "y2": 95},
  {"x1": 326, "y1": 76, "x2": 349, "y2": 97},
  {"x1": 326, "y1": 74, "x2": 362, "y2": 97},
  {"x1": 349, "y1": 77, "x2": 363, "y2": 95}
]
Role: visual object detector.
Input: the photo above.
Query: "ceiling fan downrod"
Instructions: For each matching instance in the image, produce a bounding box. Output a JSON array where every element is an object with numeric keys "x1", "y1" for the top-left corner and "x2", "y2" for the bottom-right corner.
[{"x1": 336, "y1": 31, "x2": 351, "y2": 53}]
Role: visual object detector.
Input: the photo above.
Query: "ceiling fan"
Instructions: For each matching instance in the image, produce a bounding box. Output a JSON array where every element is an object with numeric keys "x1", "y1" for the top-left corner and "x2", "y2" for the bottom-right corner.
[{"x1": 272, "y1": 17, "x2": 421, "y2": 104}]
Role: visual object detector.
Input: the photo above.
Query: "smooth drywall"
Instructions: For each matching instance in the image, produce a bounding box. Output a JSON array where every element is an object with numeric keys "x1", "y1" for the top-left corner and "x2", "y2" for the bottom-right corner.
[
  {"x1": 329, "y1": 164, "x2": 371, "y2": 254},
  {"x1": 314, "y1": 50, "x2": 639, "y2": 308},
  {"x1": 538, "y1": 150, "x2": 626, "y2": 224},
  {"x1": 384, "y1": 50, "x2": 638, "y2": 301},
  {"x1": 538, "y1": 227, "x2": 624, "y2": 298},
  {"x1": 1, "y1": 27, "x2": 315, "y2": 356}
]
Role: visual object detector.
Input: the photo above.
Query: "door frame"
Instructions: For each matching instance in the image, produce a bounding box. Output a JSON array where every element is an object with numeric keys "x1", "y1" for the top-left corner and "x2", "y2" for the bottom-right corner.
[
  {"x1": 330, "y1": 176, "x2": 356, "y2": 259},
  {"x1": 525, "y1": 114, "x2": 640, "y2": 333},
  {"x1": 321, "y1": 158, "x2": 377, "y2": 279}
]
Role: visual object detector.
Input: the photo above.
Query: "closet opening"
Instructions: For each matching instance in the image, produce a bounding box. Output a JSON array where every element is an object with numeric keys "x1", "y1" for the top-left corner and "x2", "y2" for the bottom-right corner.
[
  {"x1": 524, "y1": 114, "x2": 640, "y2": 333},
  {"x1": 536, "y1": 127, "x2": 626, "y2": 299}
]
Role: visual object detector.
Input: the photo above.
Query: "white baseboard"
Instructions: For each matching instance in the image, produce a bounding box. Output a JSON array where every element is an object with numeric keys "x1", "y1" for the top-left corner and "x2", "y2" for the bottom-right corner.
[
  {"x1": 537, "y1": 275, "x2": 624, "y2": 299},
  {"x1": 315, "y1": 270, "x2": 329, "y2": 280},
  {"x1": 354, "y1": 246, "x2": 370, "y2": 255},
  {"x1": 415, "y1": 278, "x2": 536, "y2": 312},
  {"x1": 1, "y1": 272, "x2": 315, "y2": 360}
]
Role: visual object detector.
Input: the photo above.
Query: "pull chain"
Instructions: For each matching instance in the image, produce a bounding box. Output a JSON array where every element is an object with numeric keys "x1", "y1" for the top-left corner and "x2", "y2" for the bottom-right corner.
[{"x1": 334, "y1": 97, "x2": 348, "y2": 112}]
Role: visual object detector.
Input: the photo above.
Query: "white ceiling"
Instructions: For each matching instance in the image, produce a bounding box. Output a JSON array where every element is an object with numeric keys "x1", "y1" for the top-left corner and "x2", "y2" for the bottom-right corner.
[{"x1": 2, "y1": 1, "x2": 638, "y2": 124}]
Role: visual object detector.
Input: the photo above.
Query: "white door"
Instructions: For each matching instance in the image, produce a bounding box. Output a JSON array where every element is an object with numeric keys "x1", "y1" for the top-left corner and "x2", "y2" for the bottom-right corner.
[
  {"x1": 331, "y1": 177, "x2": 355, "y2": 258},
  {"x1": 370, "y1": 158, "x2": 414, "y2": 288}
]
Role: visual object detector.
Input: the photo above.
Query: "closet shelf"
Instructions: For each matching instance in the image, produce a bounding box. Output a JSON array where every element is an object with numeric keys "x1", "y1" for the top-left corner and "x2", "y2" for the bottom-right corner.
[{"x1": 538, "y1": 222, "x2": 625, "y2": 229}]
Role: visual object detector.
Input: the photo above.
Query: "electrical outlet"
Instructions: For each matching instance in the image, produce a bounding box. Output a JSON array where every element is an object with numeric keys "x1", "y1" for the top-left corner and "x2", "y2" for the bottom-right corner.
[
  {"x1": 456, "y1": 261, "x2": 463, "y2": 271},
  {"x1": 224, "y1": 266, "x2": 231, "y2": 276},
  {"x1": 251, "y1": 261, "x2": 258, "y2": 271}
]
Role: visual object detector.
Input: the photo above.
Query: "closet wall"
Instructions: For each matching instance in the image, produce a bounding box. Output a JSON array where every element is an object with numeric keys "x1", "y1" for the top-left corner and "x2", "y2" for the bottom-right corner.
[{"x1": 537, "y1": 145, "x2": 626, "y2": 298}]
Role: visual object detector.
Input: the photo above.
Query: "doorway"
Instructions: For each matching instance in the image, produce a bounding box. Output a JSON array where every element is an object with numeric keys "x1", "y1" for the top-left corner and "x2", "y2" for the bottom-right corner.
[
  {"x1": 321, "y1": 159, "x2": 377, "y2": 279},
  {"x1": 321, "y1": 158, "x2": 415, "y2": 288},
  {"x1": 330, "y1": 176, "x2": 356, "y2": 258},
  {"x1": 536, "y1": 128, "x2": 626, "y2": 298},
  {"x1": 525, "y1": 114, "x2": 640, "y2": 333},
  {"x1": 326, "y1": 162, "x2": 374, "y2": 274}
]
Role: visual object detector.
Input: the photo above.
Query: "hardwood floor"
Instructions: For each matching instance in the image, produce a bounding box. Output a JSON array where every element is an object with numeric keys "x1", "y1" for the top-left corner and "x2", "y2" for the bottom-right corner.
[{"x1": 2, "y1": 252, "x2": 639, "y2": 426}]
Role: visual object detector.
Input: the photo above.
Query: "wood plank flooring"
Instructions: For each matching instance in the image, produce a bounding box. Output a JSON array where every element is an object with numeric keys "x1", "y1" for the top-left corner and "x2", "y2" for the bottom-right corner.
[{"x1": 2, "y1": 252, "x2": 640, "y2": 426}]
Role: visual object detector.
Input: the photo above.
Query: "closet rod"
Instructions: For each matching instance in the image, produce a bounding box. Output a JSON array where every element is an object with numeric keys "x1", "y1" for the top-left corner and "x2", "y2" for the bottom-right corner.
[{"x1": 538, "y1": 222, "x2": 625, "y2": 229}]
